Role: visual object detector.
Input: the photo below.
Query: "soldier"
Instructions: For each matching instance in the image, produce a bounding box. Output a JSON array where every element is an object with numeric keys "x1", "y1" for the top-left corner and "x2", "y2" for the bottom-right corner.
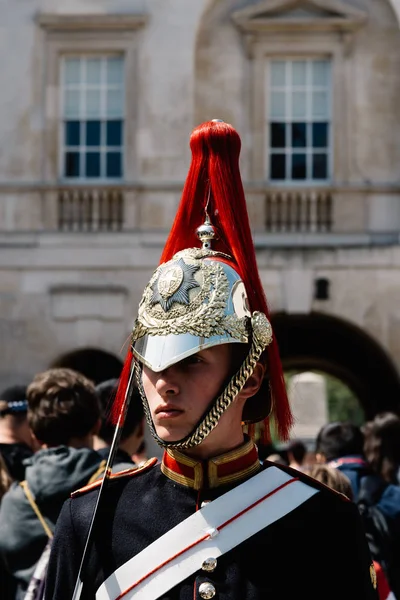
[{"x1": 44, "y1": 120, "x2": 378, "y2": 600}]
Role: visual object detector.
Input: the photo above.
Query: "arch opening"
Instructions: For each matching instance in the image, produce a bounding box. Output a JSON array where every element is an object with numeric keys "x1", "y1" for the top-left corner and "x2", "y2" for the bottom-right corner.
[{"x1": 272, "y1": 312, "x2": 400, "y2": 422}]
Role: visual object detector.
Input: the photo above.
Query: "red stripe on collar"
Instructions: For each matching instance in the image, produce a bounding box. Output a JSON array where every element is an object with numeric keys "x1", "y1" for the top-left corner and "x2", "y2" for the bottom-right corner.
[{"x1": 161, "y1": 439, "x2": 260, "y2": 490}]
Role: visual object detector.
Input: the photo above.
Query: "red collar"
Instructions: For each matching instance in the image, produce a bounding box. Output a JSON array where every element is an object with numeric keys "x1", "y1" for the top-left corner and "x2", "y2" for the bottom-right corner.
[{"x1": 161, "y1": 438, "x2": 260, "y2": 490}]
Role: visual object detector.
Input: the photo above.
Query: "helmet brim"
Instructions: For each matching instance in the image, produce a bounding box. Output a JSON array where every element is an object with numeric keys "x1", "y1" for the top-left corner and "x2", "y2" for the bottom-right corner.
[{"x1": 132, "y1": 332, "x2": 244, "y2": 373}]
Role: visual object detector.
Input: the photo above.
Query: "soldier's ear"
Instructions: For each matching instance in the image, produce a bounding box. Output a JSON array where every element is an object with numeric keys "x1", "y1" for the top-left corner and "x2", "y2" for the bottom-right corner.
[{"x1": 239, "y1": 362, "x2": 265, "y2": 400}]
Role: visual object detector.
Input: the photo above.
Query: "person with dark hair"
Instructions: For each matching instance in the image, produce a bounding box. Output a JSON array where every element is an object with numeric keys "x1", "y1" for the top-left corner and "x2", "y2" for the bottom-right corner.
[
  {"x1": 286, "y1": 439, "x2": 307, "y2": 471},
  {"x1": 94, "y1": 378, "x2": 145, "y2": 471},
  {"x1": 363, "y1": 412, "x2": 400, "y2": 485},
  {"x1": 0, "y1": 368, "x2": 105, "y2": 598},
  {"x1": 0, "y1": 384, "x2": 35, "y2": 481},
  {"x1": 316, "y1": 420, "x2": 400, "y2": 598},
  {"x1": 45, "y1": 121, "x2": 378, "y2": 600},
  {"x1": 308, "y1": 464, "x2": 395, "y2": 600},
  {"x1": 315, "y1": 421, "x2": 367, "y2": 495}
]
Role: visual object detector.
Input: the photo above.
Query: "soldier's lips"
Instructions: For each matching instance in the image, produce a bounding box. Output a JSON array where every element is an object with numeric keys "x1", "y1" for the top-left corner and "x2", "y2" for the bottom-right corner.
[{"x1": 155, "y1": 405, "x2": 184, "y2": 419}]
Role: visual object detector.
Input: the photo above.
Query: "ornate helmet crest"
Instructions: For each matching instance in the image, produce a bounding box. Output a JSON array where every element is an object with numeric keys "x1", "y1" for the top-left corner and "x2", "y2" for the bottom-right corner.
[{"x1": 111, "y1": 120, "x2": 293, "y2": 448}]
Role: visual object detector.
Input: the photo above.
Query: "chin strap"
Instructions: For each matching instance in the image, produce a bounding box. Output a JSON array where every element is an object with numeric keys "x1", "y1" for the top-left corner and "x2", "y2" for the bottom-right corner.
[{"x1": 136, "y1": 311, "x2": 272, "y2": 450}]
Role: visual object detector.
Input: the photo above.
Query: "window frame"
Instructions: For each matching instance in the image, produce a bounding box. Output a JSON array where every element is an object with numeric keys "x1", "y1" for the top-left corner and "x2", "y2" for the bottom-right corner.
[
  {"x1": 37, "y1": 14, "x2": 146, "y2": 184},
  {"x1": 267, "y1": 57, "x2": 333, "y2": 185},
  {"x1": 59, "y1": 54, "x2": 126, "y2": 183}
]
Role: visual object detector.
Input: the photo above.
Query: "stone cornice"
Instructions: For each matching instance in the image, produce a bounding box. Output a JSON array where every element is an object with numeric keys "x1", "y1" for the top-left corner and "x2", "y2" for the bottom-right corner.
[
  {"x1": 232, "y1": 0, "x2": 367, "y2": 34},
  {"x1": 36, "y1": 13, "x2": 148, "y2": 32}
]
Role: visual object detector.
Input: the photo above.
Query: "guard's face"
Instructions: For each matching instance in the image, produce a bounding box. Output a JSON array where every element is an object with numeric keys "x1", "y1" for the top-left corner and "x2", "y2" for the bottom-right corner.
[{"x1": 142, "y1": 344, "x2": 232, "y2": 443}]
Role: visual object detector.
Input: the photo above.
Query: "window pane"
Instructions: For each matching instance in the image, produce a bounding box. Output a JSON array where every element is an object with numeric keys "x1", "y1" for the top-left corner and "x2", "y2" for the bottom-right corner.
[
  {"x1": 313, "y1": 153, "x2": 328, "y2": 179},
  {"x1": 86, "y1": 152, "x2": 101, "y2": 177},
  {"x1": 107, "y1": 120, "x2": 123, "y2": 146},
  {"x1": 271, "y1": 61, "x2": 286, "y2": 87},
  {"x1": 291, "y1": 123, "x2": 307, "y2": 148},
  {"x1": 65, "y1": 121, "x2": 80, "y2": 146},
  {"x1": 65, "y1": 152, "x2": 80, "y2": 177},
  {"x1": 292, "y1": 154, "x2": 306, "y2": 180},
  {"x1": 86, "y1": 121, "x2": 101, "y2": 147},
  {"x1": 64, "y1": 59, "x2": 81, "y2": 85},
  {"x1": 64, "y1": 90, "x2": 80, "y2": 118},
  {"x1": 86, "y1": 58, "x2": 102, "y2": 85},
  {"x1": 107, "y1": 57, "x2": 124, "y2": 85},
  {"x1": 270, "y1": 123, "x2": 286, "y2": 148},
  {"x1": 312, "y1": 123, "x2": 328, "y2": 148},
  {"x1": 271, "y1": 91, "x2": 286, "y2": 119},
  {"x1": 312, "y1": 61, "x2": 329, "y2": 86},
  {"x1": 292, "y1": 91, "x2": 307, "y2": 119},
  {"x1": 270, "y1": 154, "x2": 286, "y2": 180},
  {"x1": 292, "y1": 61, "x2": 307, "y2": 86},
  {"x1": 85, "y1": 90, "x2": 101, "y2": 118},
  {"x1": 106, "y1": 152, "x2": 122, "y2": 177},
  {"x1": 106, "y1": 89, "x2": 123, "y2": 118},
  {"x1": 312, "y1": 91, "x2": 329, "y2": 119}
]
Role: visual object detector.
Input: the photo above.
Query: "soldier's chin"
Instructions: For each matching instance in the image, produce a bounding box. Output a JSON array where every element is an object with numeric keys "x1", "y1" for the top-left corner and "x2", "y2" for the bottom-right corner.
[{"x1": 154, "y1": 424, "x2": 189, "y2": 444}]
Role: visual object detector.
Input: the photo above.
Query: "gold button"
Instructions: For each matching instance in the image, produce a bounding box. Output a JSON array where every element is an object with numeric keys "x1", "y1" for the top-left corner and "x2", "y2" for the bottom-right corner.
[
  {"x1": 202, "y1": 557, "x2": 217, "y2": 572},
  {"x1": 199, "y1": 581, "x2": 216, "y2": 599}
]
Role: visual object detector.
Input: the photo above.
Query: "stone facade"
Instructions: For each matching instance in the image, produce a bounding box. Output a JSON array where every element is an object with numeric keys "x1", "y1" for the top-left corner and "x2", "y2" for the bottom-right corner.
[{"x1": 0, "y1": 0, "x2": 400, "y2": 419}]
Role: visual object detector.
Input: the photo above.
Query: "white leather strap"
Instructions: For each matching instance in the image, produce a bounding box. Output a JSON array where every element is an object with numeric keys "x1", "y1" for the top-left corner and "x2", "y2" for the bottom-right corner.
[{"x1": 96, "y1": 466, "x2": 318, "y2": 600}]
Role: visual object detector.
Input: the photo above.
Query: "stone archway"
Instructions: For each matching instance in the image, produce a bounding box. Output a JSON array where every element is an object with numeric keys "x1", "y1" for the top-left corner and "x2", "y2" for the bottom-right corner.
[
  {"x1": 50, "y1": 348, "x2": 123, "y2": 385},
  {"x1": 272, "y1": 312, "x2": 400, "y2": 419}
]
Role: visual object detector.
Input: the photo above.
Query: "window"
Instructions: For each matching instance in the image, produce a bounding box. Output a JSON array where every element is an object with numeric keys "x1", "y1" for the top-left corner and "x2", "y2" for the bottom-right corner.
[
  {"x1": 268, "y1": 59, "x2": 331, "y2": 183},
  {"x1": 61, "y1": 55, "x2": 124, "y2": 180}
]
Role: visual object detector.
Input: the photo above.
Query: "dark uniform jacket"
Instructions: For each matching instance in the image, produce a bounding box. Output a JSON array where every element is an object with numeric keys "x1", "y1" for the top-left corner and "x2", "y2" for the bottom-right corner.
[{"x1": 45, "y1": 440, "x2": 378, "y2": 600}]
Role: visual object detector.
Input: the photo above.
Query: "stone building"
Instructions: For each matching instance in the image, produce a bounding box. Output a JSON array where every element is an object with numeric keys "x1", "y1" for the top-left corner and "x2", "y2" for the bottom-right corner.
[{"x1": 1, "y1": 0, "x2": 400, "y2": 427}]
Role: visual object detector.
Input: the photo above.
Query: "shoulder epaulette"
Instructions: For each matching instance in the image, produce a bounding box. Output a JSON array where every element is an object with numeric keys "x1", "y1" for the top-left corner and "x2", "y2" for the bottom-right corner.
[
  {"x1": 71, "y1": 457, "x2": 158, "y2": 499},
  {"x1": 264, "y1": 460, "x2": 350, "y2": 502}
]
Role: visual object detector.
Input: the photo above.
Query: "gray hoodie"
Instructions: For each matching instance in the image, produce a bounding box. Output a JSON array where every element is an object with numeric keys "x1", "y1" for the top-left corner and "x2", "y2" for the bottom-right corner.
[{"x1": 0, "y1": 446, "x2": 104, "y2": 597}]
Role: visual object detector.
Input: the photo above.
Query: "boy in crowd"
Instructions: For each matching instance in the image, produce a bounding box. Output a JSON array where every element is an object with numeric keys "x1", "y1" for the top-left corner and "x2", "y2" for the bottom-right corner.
[
  {"x1": 94, "y1": 378, "x2": 145, "y2": 472},
  {"x1": 0, "y1": 384, "x2": 34, "y2": 481},
  {"x1": 0, "y1": 368, "x2": 105, "y2": 598}
]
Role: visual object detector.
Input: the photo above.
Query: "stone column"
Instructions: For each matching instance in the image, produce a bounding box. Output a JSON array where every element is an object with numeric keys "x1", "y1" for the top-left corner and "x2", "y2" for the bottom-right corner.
[{"x1": 288, "y1": 372, "x2": 328, "y2": 441}]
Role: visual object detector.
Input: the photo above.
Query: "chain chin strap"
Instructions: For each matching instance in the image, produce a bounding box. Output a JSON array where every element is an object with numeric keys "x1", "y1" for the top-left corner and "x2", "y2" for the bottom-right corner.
[{"x1": 135, "y1": 311, "x2": 273, "y2": 450}]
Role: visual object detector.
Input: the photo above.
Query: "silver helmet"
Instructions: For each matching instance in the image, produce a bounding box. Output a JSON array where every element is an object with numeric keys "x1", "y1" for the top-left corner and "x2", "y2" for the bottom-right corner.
[{"x1": 131, "y1": 223, "x2": 273, "y2": 449}]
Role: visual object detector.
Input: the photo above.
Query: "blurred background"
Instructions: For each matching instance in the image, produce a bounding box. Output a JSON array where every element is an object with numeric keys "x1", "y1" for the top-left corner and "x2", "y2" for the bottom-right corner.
[{"x1": 1, "y1": 0, "x2": 400, "y2": 455}]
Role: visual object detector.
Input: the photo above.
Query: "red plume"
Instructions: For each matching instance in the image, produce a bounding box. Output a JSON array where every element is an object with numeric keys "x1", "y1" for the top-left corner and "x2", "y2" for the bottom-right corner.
[
  {"x1": 161, "y1": 121, "x2": 293, "y2": 440},
  {"x1": 109, "y1": 349, "x2": 133, "y2": 426}
]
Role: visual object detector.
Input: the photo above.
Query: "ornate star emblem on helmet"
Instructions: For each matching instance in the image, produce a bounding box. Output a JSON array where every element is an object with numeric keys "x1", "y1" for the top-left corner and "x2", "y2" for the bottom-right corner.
[{"x1": 150, "y1": 258, "x2": 200, "y2": 312}]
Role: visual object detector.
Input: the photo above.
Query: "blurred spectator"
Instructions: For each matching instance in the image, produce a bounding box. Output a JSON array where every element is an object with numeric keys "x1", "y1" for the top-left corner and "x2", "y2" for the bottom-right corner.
[
  {"x1": 94, "y1": 378, "x2": 145, "y2": 471},
  {"x1": 308, "y1": 463, "x2": 353, "y2": 499},
  {"x1": 265, "y1": 453, "x2": 288, "y2": 465},
  {"x1": 316, "y1": 421, "x2": 367, "y2": 496},
  {"x1": 0, "y1": 453, "x2": 13, "y2": 502},
  {"x1": 363, "y1": 412, "x2": 400, "y2": 485},
  {"x1": 0, "y1": 385, "x2": 35, "y2": 481},
  {"x1": 309, "y1": 463, "x2": 395, "y2": 600},
  {"x1": 132, "y1": 439, "x2": 148, "y2": 467},
  {"x1": 286, "y1": 439, "x2": 307, "y2": 471},
  {"x1": 0, "y1": 368, "x2": 105, "y2": 598},
  {"x1": 257, "y1": 442, "x2": 277, "y2": 462},
  {"x1": 316, "y1": 421, "x2": 400, "y2": 598}
]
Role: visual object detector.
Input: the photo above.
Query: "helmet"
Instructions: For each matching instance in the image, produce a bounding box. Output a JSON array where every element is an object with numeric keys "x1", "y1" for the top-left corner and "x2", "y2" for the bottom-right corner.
[{"x1": 111, "y1": 120, "x2": 293, "y2": 449}]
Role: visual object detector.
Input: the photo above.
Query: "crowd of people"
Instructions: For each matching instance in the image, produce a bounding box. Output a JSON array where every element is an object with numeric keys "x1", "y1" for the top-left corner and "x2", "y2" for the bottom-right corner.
[
  {"x1": 0, "y1": 370, "x2": 145, "y2": 599},
  {"x1": 1, "y1": 370, "x2": 399, "y2": 599},
  {"x1": 264, "y1": 418, "x2": 400, "y2": 600}
]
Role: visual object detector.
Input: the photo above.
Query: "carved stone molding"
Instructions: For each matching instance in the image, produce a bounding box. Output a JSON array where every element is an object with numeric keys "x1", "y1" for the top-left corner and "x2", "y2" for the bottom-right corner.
[
  {"x1": 232, "y1": 0, "x2": 367, "y2": 35},
  {"x1": 36, "y1": 13, "x2": 148, "y2": 32}
]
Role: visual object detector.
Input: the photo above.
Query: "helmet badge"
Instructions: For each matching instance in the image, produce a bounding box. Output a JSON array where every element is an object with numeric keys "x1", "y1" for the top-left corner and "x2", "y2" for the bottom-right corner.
[{"x1": 150, "y1": 258, "x2": 200, "y2": 312}]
